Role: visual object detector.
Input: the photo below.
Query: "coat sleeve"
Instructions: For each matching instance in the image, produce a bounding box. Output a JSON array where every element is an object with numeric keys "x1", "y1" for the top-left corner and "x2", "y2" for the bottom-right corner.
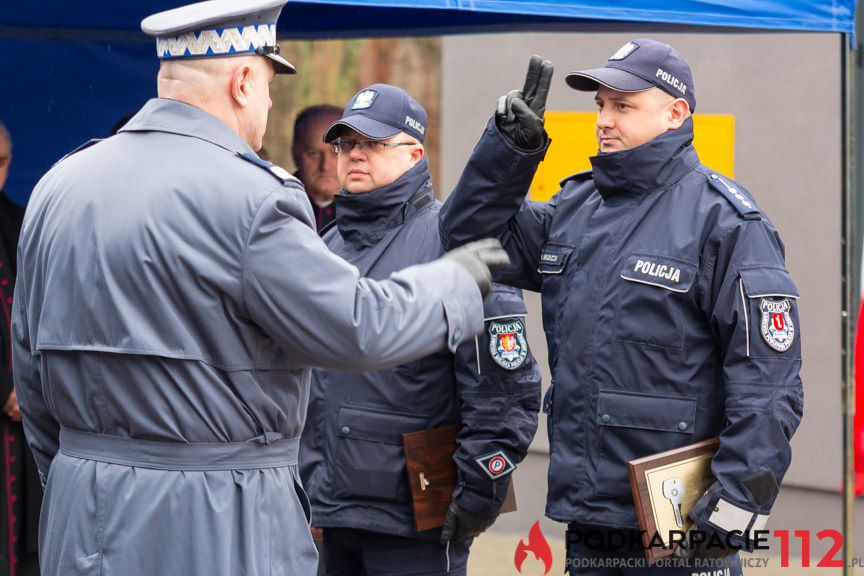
[
  {"x1": 241, "y1": 185, "x2": 485, "y2": 371},
  {"x1": 439, "y1": 118, "x2": 554, "y2": 292},
  {"x1": 689, "y1": 218, "x2": 803, "y2": 549},
  {"x1": 11, "y1": 259, "x2": 60, "y2": 485},
  {"x1": 450, "y1": 283, "x2": 541, "y2": 516}
]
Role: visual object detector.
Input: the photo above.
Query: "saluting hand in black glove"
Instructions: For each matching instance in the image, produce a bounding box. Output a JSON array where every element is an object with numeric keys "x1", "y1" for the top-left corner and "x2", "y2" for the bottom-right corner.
[
  {"x1": 495, "y1": 55, "x2": 554, "y2": 150},
  {"x1": 440, "y1": 501, "x2": 498, "y2": 542}
]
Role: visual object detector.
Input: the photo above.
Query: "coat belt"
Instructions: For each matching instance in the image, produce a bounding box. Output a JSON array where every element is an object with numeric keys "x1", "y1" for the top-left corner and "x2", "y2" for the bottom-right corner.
[{"x1": 59, "y1": 428, "x2": 299, "y2": 471}]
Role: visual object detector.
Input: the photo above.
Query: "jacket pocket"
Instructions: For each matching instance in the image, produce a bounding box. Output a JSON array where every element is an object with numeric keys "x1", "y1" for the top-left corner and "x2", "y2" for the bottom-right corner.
[
  {"x1": 615, "y1": 253, "x2": 697, "y2": 350},
  {"x1": 537, "y1": 244, "x2": 573, "y2": 276},
  {"x1": 331, "y1": 406, "x2": 427, "y2": 502},
  {"x1": 538, "y1": 243, "x2": 575, "y2": 346},
  {"x1": 739, "y1": 267, "x2": 800, "y2": 356},
  {"x1": 292, "y1": 467, "x2": 312, "y2": 525},
  {"x1": 595, "y1": 390, "x2": 696, "y2": 498}
]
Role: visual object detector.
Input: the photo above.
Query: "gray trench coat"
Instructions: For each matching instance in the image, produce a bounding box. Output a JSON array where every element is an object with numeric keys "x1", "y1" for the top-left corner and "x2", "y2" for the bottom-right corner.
[{"x1": 11, "y1": 98, "x2": 483, "y2": 576}]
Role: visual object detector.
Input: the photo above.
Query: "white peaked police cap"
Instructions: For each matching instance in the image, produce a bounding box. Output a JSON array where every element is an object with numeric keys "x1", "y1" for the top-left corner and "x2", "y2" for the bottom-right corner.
[{"x1": 141, "y1": 0, "x2": 296, "y2": 74}]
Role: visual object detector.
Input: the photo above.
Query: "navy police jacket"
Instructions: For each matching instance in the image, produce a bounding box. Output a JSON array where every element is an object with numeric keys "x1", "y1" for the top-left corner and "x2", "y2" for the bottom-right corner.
[
  {"x1": 299, "y1": 158, "x2": 541, "y2": 539},
  {"x1": 440, "y1": 117, "x2": 803, "y2": 546}
]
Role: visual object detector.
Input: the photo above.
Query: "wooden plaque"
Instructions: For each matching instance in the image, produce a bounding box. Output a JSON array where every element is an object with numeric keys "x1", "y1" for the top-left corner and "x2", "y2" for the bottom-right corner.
[
  {"x1": 403, "y1": 425, "x2": 516, "y2": 532},
  {"x1": 627, "y1": 437, "x2": 718, "y2": 561}
]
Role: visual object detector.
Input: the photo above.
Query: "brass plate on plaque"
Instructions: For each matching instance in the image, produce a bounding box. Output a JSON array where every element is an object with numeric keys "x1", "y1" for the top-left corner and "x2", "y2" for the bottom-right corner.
[{"x1": 627, "y1": 438, "x2": 718, "y2": 561}]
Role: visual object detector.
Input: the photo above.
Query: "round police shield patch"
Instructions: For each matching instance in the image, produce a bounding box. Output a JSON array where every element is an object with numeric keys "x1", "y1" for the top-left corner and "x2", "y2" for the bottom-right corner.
[
  {"x1": 488, "y1": 317, "x2": 528, "y2": 370},
  {"x1": 760, "y1": 298, "x2": 795, "y2": 352}
]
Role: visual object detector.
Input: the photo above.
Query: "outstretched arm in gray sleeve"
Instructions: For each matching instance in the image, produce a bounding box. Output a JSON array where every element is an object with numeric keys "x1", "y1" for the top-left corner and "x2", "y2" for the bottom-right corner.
[{"x1": 242, "y1": 189, "x2": 495, "y2": 371}]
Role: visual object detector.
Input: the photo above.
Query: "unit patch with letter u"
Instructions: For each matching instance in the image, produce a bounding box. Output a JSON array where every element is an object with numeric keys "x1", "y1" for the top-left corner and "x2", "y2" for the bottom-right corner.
[
  {"x1": 488, "y1": 317, "x2": 528, "y2": 370},
  {"x1": 760, "y1": 298, "x2": 795, "y2": 352}
]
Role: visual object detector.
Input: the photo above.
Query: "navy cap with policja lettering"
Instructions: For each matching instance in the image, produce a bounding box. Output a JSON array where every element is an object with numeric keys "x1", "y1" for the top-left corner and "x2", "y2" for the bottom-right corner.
[
  {"x1": 565, "y1": 39, "x2": 695, "y2": 111},
  {"x1": 323, "y1": 83, "x2": 428, "y2": 144},
  {"x1": 141, "y1": 0, "x2": 296, "y2": 74}
]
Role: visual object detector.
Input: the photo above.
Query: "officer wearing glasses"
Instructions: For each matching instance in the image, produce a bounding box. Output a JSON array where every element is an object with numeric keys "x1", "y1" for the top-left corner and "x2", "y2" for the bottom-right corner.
[
  {"x1": 299, "y1": 83, "x2": 541, "y2": 576},
  {"x1": 292, "y1": 105, "x2": 342, "y2": 233}
]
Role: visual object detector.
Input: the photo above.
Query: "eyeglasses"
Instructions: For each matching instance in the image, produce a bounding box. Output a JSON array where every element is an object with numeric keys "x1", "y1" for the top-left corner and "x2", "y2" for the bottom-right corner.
[{"x1": 331, "y1": 140, "x2": 417, "y2": 155}]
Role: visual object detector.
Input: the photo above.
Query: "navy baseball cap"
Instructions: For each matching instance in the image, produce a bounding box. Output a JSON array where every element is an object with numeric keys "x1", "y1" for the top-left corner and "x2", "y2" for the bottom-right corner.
[
  {"x1": 323, "y1": 83, "x2": 427, "y2": 144},
  {"x1": 565, "y1": 39, "x2": 695, "y2": 111}
]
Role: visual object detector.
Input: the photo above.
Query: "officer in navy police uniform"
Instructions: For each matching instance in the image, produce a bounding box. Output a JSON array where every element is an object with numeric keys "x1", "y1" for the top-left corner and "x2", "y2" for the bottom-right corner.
[
  {"x1": 441, "y1": 41, "x2": 803, "y2": 574},
  {"x1": 11, "y1": 2, "x2": 510, "y2": 575},
  {"x1": 299, "y1": 84, "x2": 541, "y2": 576}
]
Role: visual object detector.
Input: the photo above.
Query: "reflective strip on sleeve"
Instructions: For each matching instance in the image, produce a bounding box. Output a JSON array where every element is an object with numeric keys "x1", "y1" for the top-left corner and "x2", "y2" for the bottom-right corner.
[
  {"x1": 752, "y1": 514, "x2": 770, "y2": 531},
  {"x1": 708, "y1": 498, "x2": 754, "y2": 533}
]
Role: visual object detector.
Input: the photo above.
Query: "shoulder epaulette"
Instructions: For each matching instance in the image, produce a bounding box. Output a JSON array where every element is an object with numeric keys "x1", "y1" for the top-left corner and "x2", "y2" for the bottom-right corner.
[
  {"x1": 559, "y1": 169, "x2": 593, "y2": 187},
  {"x1": 705, "y1": 172, "x2": 761, "y2": 220},
  {"x1": 237, "y1": 152, "x2": 299, "y2": 186},
  {"x1": 56, "y1": 138, "x2": 103, "y2": 165},
  {"x1": 408, "y1": 181, "x2": 434, "y2": 212}
]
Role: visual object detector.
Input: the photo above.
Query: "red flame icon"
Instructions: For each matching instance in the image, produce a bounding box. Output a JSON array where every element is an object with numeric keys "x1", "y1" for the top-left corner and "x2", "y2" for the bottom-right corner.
[{"x1": 514, "y1": 521, "x2": 553, "y2": 575}]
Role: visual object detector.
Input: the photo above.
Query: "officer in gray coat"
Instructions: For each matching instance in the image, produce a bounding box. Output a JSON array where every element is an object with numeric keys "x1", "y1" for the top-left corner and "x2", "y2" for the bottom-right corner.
[
  {"x1": 10, "y1": 2, "x2": 508, "y2": 575},
  {"x1": 300, "y1": 84, "x2": 541, "y2": 575}
]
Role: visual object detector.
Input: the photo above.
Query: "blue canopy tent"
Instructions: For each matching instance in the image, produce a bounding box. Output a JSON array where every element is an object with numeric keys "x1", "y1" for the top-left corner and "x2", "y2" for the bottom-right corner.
[
  {"x1": 0, "y1": 0, "x2": 856, "y2": 205},
  {"x1": 0, "y1": 0, "x2": 861, "y2": 571}
]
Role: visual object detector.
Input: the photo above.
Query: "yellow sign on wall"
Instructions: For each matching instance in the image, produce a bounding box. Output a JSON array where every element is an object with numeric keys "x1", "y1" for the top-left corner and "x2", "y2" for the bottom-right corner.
[{"x1": 529, "y1": 112, "x2": 735, "y2": 202}]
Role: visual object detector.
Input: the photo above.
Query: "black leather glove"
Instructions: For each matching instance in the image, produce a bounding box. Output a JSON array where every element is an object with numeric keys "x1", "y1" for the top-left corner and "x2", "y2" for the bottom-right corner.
[
  {"x1": 495, "y1": 55, "x2": 553, "y2": 150},
  {"x1": 673, "y1": 525, "x2": 739, "y2": 560},
  {"x1": 440, "y1": 501, "x2": 497, "y2": 542},
  {"x1": 442, "y1": 238, "x2": 510, "y2": 297}
]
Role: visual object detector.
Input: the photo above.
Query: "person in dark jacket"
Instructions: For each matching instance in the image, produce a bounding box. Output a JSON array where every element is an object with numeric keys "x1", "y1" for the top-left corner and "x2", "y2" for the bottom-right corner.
[
  {"x1": 292, "y1": 105, "x2": 342, "y2": 233},
  {"x1": 299, "y1": 84, "x2": 541, "y2": 576},
  {"x1": 0, "y1": 120, "x2": 40, "y2": 576},
  {"x1": 440, "y1": 42, "x2": 803, "y2": 574}
]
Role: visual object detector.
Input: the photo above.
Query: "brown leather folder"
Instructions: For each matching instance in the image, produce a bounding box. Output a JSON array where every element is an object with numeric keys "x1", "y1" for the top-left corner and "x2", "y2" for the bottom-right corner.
[
  {"x1": 403, "y1": 425, "x2": 516, "y2": 531},
  {"x1": 627, "y1": 437, "x2": 719, "y2": 561}
]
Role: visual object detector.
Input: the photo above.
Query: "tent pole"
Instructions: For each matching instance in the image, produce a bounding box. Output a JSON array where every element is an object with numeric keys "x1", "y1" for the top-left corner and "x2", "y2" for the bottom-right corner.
[{"x1": 843, "y1": 30, "x2": 856, "y2": 576}]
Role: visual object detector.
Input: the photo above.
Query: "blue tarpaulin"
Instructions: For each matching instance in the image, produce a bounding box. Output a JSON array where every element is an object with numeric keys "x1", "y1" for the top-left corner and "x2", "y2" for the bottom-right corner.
[
  {"x1": 2, "y1": 0, "x2": 856, "y2": 36},
  {"x1": 0, "y1": 0, "x2": 857, "y2": 204}
]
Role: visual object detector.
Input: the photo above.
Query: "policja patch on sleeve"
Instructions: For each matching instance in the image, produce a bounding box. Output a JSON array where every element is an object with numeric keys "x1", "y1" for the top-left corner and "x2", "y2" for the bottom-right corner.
[
  {"x1": 760, "y1": 298, "x2": 795, "y2": 352},
  {"x1": 474, "y1": 450, "x2": 516, "y2": 479},
  {"x1": 487, "y1": 316, "x2": 528, "y2": 370}
]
